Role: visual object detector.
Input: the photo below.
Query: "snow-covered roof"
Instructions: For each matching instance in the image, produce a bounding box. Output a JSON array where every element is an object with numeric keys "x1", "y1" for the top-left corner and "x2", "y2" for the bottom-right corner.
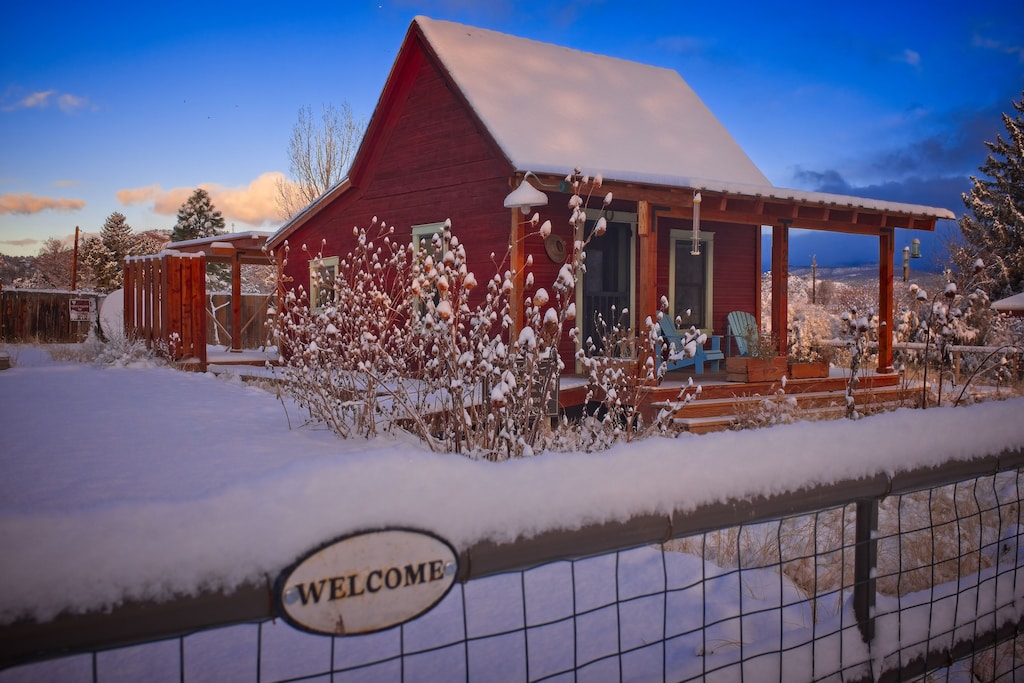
[
  {"x1": 167, "y1": 231, "x2": 274, "y2": 250},
  {"x1": 417, "y1": 16, "x2": 771, "y2": 189},
  {"x1": 416, "y1": 17, "x2": 954, "y2": 221},
  {"x1": 992, "y1": 292, "x2": 1024, "y2": 312}
]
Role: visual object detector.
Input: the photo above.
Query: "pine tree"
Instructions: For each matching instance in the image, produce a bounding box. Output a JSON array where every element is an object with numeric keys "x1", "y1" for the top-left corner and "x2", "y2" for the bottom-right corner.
[
  {"x1": 81, "y1": 212, "x2": 139, "y2": 292},
  {"x1": 955, "y1": 91, "x2": 1024, "y2": 298},
  {"x1": 171, "y1": 188, "x2": 226, "y2": 242}
]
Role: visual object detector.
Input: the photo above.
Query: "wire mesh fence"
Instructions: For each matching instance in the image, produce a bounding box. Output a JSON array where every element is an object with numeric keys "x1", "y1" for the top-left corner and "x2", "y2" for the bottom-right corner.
[{"x1": 3, "y1": 460, "x2": 1024, "y2": 682}]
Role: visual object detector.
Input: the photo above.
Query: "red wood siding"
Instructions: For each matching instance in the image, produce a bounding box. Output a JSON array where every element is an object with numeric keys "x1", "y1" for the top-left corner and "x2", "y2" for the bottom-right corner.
[
  {"x1": 655, "y1": 216, "x2": 759, "y2": 337},
  {"x1": 280, "y1": 46, "x2": 512, "y2": 297}
]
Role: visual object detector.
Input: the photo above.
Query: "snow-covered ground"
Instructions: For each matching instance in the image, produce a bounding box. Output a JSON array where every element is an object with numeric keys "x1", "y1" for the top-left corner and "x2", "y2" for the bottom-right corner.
[{"x1": 2, "y1": 344, "x2": 1023, "y2": 681}]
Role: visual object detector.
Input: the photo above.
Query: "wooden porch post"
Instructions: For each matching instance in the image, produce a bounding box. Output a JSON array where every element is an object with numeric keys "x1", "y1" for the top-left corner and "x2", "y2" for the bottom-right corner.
[
  {"x1": 771, "y1": 222, "x2": 790, "y2": 357},
  {"x1": 231, "y1": 250, "x2": 242, "y2": 352},
  {"x1": 509, "y1": 207, "x2": 524, "y2": 339},
  {"x1": 878, "y1": 229, "x2": 895, "y2": 373},
  {"x1": 636, "y1": 201, "x2": 657, "y2": 372}
]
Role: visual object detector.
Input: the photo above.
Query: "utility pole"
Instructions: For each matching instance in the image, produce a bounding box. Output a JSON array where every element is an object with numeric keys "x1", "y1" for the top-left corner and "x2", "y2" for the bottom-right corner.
[
  {"x1": 811, "y1": 254, "x2": 817, "y2": 304},
  {"x1": 71, "y1": 226, "x2": 79, "y2": 291}
]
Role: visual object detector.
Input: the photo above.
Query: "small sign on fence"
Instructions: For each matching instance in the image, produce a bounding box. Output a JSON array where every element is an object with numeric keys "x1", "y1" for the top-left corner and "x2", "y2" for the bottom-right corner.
[
  {"x1": 69, "y1": 298, "x2": 94, "y2": 322},
  {"x1": 274, "y1": 529, "x2": 458, "y2": 636}
]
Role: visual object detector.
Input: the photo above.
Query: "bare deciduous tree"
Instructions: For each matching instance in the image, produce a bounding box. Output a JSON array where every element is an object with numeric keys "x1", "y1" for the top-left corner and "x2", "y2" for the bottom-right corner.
[{"x1": 276, "y1": 102, "x2": 366, "y2": 220}]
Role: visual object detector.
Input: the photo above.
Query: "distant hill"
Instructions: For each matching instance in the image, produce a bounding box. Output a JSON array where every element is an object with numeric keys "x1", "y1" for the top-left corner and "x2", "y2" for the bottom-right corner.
[
  {"x1": 0, "y1": 253, "x2": 35, "y2": 286},
  {"x1": 761, "y1": 223, "x2": 959, "y2": 272}
]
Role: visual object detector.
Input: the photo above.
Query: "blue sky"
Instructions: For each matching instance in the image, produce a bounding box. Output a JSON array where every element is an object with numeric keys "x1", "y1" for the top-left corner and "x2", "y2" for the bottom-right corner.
[{"x1": 2, "y1": 0, "x2": 1022, "y2": 264}]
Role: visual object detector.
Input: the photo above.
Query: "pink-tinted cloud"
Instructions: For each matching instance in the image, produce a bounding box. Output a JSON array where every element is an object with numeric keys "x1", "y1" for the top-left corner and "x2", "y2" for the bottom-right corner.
[
  {"x1": 0, "y1": 238, "x2": 38, "y2": 248},
  {"x1": 118, "y1": 172, "x2": 287, "y2": 226},
  {"x1": 0, "y1": 193, "x2": 86, "y2": 215},
  {"x1": 1, "y1": 89, "x2": 94, "y2": 113}
]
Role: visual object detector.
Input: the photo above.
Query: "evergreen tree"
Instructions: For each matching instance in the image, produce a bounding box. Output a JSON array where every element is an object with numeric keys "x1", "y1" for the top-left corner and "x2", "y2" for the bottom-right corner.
[
  {"x1": 171, "y1": 188, "x2": 226, "y2": 242},
  {"x1": 81, "y1": 212, "x2": 138, "y2": 292},
  {"x1": 954, "y1": 91, "x2": 1024, "y2": 298}
]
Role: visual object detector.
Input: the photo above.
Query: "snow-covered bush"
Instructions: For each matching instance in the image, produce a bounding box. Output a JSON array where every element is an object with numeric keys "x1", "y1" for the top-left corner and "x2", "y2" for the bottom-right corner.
[
  {"x1": 895, "y1": 260, "x2": 1019, "y2": 406},
  {"x1": 731, "y1": 385, "x2": 801, "y2": 430},
  {"x1": 48, "y1": 326, "x2": 164, "y2": 367},
  {"x1": 838, "y1": 306, "x2": 878, "y2": 419},
  {"x1": 269, "y1": 171, "x2": 675, "y2": 458},
  {"x1": 787, "y1": 303, "x2": 833, "y2": 363}
]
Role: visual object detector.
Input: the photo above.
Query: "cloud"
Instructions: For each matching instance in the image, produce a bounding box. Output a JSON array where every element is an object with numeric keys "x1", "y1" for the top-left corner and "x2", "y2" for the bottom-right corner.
[
  {"x1": 791, "y1": 167, "x2": 968, "y2": 214},
  {"x1": 0, "y1": 238, "x2": 39, "y2": 248},
  {"x1": 0, "y1": 193, "x2": 86, "y2": 215},
  {"x1": 973, "y1": 33, "x2": 1024, "y2": 62},
  {"x1": 118, "y1": 172, "x2": 287, "y2": 226},
  {"x1": 896, "y1": 48, "x2": 921, "y2": 67},
  {"x1": 871, "y1": 103, "x2": 1009, "y2": 178},
  {"x1": 1, "y1": 89, "x2": 94, "y2": 113}
]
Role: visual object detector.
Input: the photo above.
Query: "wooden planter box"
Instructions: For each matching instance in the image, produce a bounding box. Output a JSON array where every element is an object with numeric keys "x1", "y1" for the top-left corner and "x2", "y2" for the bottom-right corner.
[
  {"x1": 726, "y1": 356, "x2": 787, "y2": 382},
  {"x1": 787, "y1": 360, "x2": 830, "y2": 379}
]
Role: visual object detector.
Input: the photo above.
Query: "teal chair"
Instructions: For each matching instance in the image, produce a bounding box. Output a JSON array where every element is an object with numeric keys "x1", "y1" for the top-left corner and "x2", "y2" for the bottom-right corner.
[
  {"x1": 726, "y1": 311, "x2": 758, "y2": 357},
  {"x1": 657, "y1": 316, "x2": 723, "y2": 373}
]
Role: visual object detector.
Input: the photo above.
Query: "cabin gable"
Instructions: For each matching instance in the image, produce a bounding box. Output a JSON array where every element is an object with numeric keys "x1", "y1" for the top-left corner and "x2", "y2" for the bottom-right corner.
[{"x1": 279, "y1": 36, "x2": 513, "y2": 292}]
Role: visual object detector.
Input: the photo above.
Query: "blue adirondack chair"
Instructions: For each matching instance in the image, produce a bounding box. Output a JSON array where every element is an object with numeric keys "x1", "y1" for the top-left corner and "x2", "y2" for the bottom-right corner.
[
  {"x1": 657, "y1": 316, "x2": 723, "y2": 373},
  {"x1": 726, "y1": 311, "x2": 758, "y2": 357}
]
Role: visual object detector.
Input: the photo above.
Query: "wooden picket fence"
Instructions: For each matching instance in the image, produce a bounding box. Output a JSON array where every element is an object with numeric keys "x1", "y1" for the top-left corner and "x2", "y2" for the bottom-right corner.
[{"x1": 123, "y1": 253, "x2": 207, "y2": 366}]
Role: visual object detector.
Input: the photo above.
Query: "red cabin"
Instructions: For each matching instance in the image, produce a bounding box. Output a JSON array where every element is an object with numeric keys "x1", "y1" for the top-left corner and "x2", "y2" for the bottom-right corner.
[{"x1": 268, "y1": 16, "x2": 953, "y2": 380}]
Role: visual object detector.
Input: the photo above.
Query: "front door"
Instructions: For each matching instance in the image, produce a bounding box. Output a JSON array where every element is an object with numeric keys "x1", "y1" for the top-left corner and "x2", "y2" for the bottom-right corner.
[
  {"x1": 580, "y1": 221, "x2": 634, "y2": 356},
  {"x1": 668, "y1": 228, "x2": 714, "y2": 332}
]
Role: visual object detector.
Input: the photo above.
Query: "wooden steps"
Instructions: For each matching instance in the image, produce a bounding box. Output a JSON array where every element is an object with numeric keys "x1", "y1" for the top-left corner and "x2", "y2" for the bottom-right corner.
[
  {"x1": 663, "y1": 382, "x2": 908, "y2": 434},
  {"x1": 558, "y1": 370, "x2": 908, "y2": 434}
]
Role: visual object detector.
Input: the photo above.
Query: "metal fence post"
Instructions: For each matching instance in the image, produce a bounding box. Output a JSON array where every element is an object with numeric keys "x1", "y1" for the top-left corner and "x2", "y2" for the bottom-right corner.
[{"x1": 854, "y1": 498, "x2": 879, "y2": 647}]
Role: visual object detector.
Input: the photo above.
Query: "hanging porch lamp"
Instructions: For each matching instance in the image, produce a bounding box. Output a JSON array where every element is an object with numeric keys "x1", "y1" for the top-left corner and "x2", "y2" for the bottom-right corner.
[
  {"x1": 691, "y1": 191, "x2": 702, "y2": 256},
  {"x1": 503, "y1": 173, "x2": 550, "y2": 214}
]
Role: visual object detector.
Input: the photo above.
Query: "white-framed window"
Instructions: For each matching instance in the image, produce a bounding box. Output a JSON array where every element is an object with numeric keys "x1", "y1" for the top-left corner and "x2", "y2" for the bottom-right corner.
[
  {"x1": 309, "y1": 256, "x2": 339, "y2": 310},
  {"x1": 668, "y1": 229, "x2": 714, "y2": 332},
  {"x1": 411, "y1": 222, "x2": 448, "y2": 313},
  {"x1": 411, "y1": 222, "x2": 448, "y2": 256}
]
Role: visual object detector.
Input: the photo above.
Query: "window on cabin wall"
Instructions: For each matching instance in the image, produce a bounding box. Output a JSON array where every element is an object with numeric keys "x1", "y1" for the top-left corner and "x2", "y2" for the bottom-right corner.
[
  {"x1": 309, "y1": 256, "x2": 339, "y2": 310},
  {"x1": 668, "y1": 229, "x2": 714, "y2": 332},
  {"x1": 411, "y1": 222, "x2": 447, "y2": 313}
]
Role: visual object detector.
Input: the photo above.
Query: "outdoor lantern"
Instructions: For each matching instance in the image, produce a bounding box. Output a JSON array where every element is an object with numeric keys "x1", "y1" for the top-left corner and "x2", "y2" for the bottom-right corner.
[
  {"x1": 691, "y1": 191, "x2": 702, "y2": 256},
  {"x1": 910, "y1": 237, "x2": 921, "y2": 259},
  {"x1": 503, "y1": 173, "x2": 550, "y2": 214}
]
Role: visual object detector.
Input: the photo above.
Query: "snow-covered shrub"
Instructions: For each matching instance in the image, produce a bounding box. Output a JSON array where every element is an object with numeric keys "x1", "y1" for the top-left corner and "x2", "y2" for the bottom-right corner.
[
  {"x1": 730, "y1": 384, "x2": 801, "y2": 430},
  {"x1": 269, "y1": 171, "x2": 672, "y2": 458},
  {"x1": 838, "y1": 306, "x2": 878, "y2": 419},
  {"x1": 48, "y1": 326, "x2": 164, "y2": 367},
  {"x1": 895, "y1": 260, "x2": 1020, "y2": 406},
  {"x1": 787, "y1": 303, "x2": 832, "y2": 363}
]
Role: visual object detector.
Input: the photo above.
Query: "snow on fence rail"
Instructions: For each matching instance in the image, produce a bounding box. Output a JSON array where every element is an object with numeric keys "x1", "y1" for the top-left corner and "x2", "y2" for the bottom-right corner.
[{"x1": 4, "y1": 447, "x2": 1024, "y2": 682}]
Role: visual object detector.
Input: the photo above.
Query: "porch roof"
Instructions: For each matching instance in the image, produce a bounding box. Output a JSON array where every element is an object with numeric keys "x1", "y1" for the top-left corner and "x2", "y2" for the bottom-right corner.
[{"x1": 165, "y1": 231, "x2": 274, "y2": 265}]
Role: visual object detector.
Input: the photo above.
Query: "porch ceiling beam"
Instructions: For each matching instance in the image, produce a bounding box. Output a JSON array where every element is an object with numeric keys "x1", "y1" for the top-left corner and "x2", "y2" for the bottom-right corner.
[
  {"x1": 580, "y1": 181, "x2": 939, "y2": 233},
  {"x1": 569, "y1": 179, "x2": 942, "y2": 235},
  {"x1": 697, "y1": 207, "x2": 936, "y2": 235}
]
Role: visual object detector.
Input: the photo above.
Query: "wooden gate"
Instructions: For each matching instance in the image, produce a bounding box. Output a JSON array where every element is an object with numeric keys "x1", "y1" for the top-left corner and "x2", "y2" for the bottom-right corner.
[{"x1": 123, "y1": 253, "x2": 207, "y2": 368}]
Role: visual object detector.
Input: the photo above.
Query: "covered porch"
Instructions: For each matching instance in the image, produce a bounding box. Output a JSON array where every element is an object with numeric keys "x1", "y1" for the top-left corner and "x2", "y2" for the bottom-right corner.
[{"x1": 506, "y1": 172, "x2": 954, "y2": 378}]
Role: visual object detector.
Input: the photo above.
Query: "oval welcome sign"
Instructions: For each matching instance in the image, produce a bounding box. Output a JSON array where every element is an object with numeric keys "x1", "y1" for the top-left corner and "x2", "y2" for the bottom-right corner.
[{"x1": 275, "y1": 529, "x2": 459, "y2": 636}]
